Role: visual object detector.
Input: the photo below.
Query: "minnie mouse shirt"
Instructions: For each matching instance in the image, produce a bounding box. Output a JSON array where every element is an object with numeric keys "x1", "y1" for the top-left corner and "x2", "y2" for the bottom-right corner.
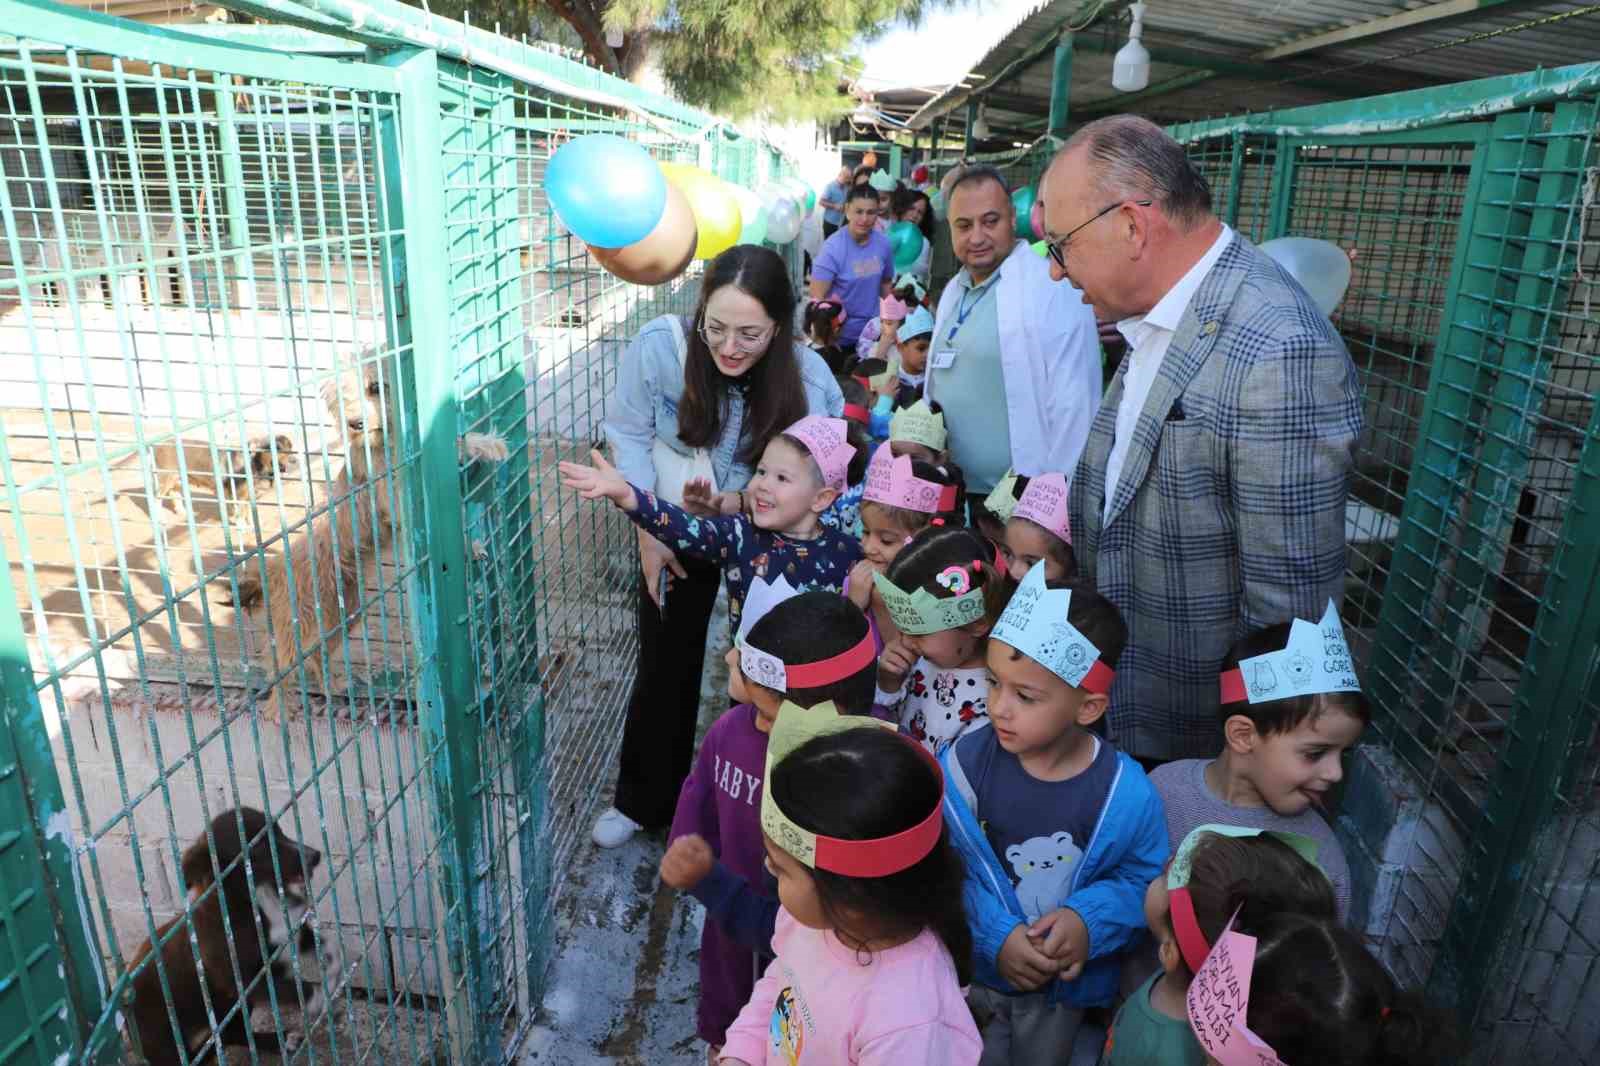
[{"x1": 876, "y1": 662, "x2": 989, "y2": 757}]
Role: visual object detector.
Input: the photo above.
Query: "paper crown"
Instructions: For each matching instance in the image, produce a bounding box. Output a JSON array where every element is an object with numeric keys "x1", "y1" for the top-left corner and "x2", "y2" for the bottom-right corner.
[
  {"x1": 984, "y1": 470, "x2": 1022, "y2": 522},
  {"x1": 1167, "y1": 824, "x2": 1323, "y2": 974},
  {"x1": 864, "y1": 444, "x2": 957, "y2": 514},
  {"x1": 1186, "y1": 910, "x2": 1287, "y2": 1066},
  {"x1": 991, "y1": 562, "x2": 1113, "y2": 694},
  {"x1": 842, "y1": 402, "x2": 871, "y2": 425},
  {"x1": 1219, "y1": 600, "x2": 1361, "y2": 706},
  {"x1": 760, "y1": 702, "x2": 944, "y2": 876},
  {"x1": 783, "y1": 415, "x2": 854, "y2": 491},
  {"x1": 868, "y1": 354, "x2": 899, "y2": 395},
  {"x1": 736, "y1": 574, "x2": 801, "y2": 645},
  {"x1": 879, "y1": 294, "x2": 909, "y2": 321},
  {"x1": 894, "y1": 273, "x2": 927, "y2": 301},
  {"x1": 872, "y1": 570, "x2": 986, "y2": 635},
  {"x1": 899, "y1": 305, "x2": 935, "y2": 342},
  {"x1": 867, "y1": 169, "x2": 898, "y2": 192},
  {"x1": 735, "y1": 574, "x2": 877, "y2": 692},
  {"x1": 1011, "y1": 472, "x2": 1071, "y2": 545},
  {"x1": 889, "y1": 399, "x2": 946, "y2": 452}
]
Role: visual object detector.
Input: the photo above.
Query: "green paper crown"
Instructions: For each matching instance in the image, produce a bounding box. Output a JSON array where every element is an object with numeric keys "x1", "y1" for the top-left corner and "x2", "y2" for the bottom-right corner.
[
  {"x1": 984, "y1": 470, "x2": 1021, "y2": 522},
  {"x1": 889, "y1": 400, "x2": 947, "y2": 452},
  {"x1": 872, "y1": 571, "x2": 985, "y2": 635}
]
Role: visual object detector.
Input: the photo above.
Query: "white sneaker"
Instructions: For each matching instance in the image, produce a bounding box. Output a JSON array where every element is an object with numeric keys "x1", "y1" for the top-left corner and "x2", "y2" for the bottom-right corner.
[{"x1": 592, "y1": 807, "x2": 641, "y2": 848}]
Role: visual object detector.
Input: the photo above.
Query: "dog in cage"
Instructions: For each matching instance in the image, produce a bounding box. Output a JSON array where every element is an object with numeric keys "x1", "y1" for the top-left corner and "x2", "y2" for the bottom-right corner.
[
  {"x1": 152, "y1": 434, "x2": 300, "y2": 542},
  {"x1": 219, "y1": 351, "x2": 510, "y2": 720},
  {"x1": 128, "y1": 807, "x2": 337, "y2": 1065}
]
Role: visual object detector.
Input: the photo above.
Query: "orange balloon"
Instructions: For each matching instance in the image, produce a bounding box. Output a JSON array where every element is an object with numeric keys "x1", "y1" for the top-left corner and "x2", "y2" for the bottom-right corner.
[
  {"x1": 591, "y1": 182, "x2": 698, "y2": 285},
  {"x1": 862, "y1": 151, "x2": 878, "y2": 167}
]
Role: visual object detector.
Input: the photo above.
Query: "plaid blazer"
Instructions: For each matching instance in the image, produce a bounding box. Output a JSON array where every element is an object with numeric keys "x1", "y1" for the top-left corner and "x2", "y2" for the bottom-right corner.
[{"x1": 1070, "y1": 235, "x2": 1363, "y2": 760}]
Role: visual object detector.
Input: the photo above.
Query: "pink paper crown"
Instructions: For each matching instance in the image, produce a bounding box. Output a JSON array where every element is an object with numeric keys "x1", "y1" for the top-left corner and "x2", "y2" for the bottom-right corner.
[
  {"x1": 879, "y1": 294, "x2": 909, "y2": 321},
  {"x1": 784, "y1": 415, "x2": 854, "y2": 491},
  {"x1": 1011, "y1": 472, "x2": 1071, "y2": 544},
  {"x1": 863, "y1": 443, "x2": 957, "y2": 514}
]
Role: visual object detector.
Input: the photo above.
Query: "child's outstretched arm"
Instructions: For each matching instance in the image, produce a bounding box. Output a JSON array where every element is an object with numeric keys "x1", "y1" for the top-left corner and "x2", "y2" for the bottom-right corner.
[{"x1": 559, "y1": 449, "x2": 638, "y2": 510}]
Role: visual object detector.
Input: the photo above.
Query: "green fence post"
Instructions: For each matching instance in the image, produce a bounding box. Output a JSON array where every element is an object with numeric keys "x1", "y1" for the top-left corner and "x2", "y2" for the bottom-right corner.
[
  {"x1": 1364, "y1": 111, "x2": 1544, "y2": 775},
  {"x1": 1221, "y1": 134, "x2": 1244, "y2": 229},
  {"x1": 0, "y1": 535, "x2": 107, "y2": 1066},
  {"x1": 1047, "y1": 33, "x2": 1074, "y2": 140},
  {"x1": 373, "y1": 45, "x2": 498, "y2": 1064},
  {"x1": 1265, "y1": 134, "x2": 1295, "y2": 239},
  {"x1": 1424, "y1": 100, "x2": 1599, "y2": 1028}
]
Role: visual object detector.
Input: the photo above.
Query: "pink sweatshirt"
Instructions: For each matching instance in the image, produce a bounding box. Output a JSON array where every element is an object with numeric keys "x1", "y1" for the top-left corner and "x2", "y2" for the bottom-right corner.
[{"x1": 721, "y1": 908, "x2": 981, "y2": 1066}]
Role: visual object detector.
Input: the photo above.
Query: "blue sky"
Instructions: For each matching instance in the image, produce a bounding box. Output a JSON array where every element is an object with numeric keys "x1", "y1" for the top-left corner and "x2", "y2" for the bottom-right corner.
[{"x1": 855, "y1": 0, "x2": 1044, "y2": 90}]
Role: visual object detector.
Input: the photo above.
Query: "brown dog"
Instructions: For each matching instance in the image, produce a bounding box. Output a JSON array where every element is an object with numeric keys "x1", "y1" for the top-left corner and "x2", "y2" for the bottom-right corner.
[
  {"x1": 128, "y1": 807, "x2": 332, "y2": 1065},
  {"x1": 153, "y1": 434, "x2": 298, "y2": 542}
]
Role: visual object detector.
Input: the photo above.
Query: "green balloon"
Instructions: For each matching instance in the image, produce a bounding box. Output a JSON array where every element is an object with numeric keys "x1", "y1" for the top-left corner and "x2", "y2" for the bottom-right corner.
[
  {"x1": 739, "y1": 208, "x2": 768, "y2": 246},
  {"x1": 1013, "y1": 185, "x2": 1038, "y2": 240},
  {"x1": 805, "y1": 188, "x2": 817, "y2": 213},
  {"x1": 1031, "y1": 239, "x2": 1048, "y2": 258},
  {"x1": 889, "y1": 220, "x2": 925, "y2": 272}
]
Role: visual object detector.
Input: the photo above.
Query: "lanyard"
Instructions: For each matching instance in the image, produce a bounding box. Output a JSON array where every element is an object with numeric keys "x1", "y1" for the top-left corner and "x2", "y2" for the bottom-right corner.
[{"x1": 947, "y1": 278, "x2": 995, "y2": 343}]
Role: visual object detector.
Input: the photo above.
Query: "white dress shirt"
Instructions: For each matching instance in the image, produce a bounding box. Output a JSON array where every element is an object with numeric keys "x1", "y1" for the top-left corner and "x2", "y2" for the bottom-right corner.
[{"x1": 1102, "y1": 225, "x2": 1234, "y2": 522}]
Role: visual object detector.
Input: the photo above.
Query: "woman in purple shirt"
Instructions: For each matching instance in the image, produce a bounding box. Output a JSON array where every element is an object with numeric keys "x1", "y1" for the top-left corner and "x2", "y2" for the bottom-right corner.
[{"x1": 809, "y1": 185, "x2": 895, "y2": 351}]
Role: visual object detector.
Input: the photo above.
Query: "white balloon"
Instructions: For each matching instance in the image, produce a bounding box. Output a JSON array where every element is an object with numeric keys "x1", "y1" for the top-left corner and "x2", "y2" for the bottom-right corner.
[
  {"x1": 765, "y1": 197, "x2": 803, "y2": 244},
  {"x1": 1260, "y1": 237, "x2": 1352, "y2": 316},
  {"x1": 757, "y1": 182, "x2": 793, "y2": 212}
]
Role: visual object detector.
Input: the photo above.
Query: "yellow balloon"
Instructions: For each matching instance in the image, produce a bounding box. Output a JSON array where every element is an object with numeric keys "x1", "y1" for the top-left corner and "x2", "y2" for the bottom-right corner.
[{"x1": 659, "y1": 162, "x2": 743, "y2": 261}]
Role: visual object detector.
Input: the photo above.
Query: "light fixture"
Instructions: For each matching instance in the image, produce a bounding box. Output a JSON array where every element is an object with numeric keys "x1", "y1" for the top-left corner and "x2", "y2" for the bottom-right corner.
[
  {"x1": 972, "y1": 103, "x2": 991, "y2": 141},
  {"x1": 1113, "y1": 2, "x2": 1151, "y2": 93}
]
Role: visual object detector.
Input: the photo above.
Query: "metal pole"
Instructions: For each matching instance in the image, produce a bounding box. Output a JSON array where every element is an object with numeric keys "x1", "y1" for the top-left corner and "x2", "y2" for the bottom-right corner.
[{"x1": 1047, "y1": 32, "x2": 1074, "y2": 139}]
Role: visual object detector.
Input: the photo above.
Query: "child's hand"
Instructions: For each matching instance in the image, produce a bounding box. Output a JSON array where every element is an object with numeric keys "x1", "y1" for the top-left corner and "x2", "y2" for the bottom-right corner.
[
  {"x1": 877, "y1": 636, "x2": 917, "y2": 691},
  {"x1": 660, "y1": 834, "x2": 714, "y2": 891},
  {"x1": 846, "y1": 559, "x2": 877, "y2": 610},
  {"x1": 680, "y1": 477, "x2": 720, "y2": 517},
  {"x1": 1029, "y1": 907, "x2": 1089, "y2": 976},
  {"x1": 997, "y1": 925, "x2": 1057, "y2": 992},
  {"x1": 559, "y1": 449, "x2": 638, "y2": 510}
]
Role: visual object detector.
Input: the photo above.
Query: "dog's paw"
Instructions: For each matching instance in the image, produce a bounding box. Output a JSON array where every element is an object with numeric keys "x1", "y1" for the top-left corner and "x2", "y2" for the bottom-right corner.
[{"x1": 460, "y1": 432, "x2": 511, "y2": 464}]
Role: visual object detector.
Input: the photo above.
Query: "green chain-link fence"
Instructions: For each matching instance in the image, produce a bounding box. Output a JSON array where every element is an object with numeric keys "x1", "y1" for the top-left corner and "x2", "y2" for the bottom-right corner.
[
  {"x1": 929, "y1": 62, "x2": 1600, "y2": 1061},
  {"x1": 0, "y1": 0, "x2": 794, "y2": 1062}
]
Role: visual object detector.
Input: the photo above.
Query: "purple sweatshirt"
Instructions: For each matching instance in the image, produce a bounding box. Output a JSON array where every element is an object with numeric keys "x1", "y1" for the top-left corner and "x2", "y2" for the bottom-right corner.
[{"x1": 669, "y1": 703, "x2": 775, "y2": 1045}]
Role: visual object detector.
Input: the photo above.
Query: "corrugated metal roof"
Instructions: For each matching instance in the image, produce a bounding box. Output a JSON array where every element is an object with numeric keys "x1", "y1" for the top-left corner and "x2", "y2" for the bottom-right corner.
[{"x1": 906, "y1": 0, "x2": 1600, "y2": 143}]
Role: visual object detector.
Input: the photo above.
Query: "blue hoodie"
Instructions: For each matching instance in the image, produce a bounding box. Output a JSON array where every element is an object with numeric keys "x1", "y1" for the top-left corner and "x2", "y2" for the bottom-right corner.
[{"x1": 941, "y1": 725, "x2": 1169, "y2": 1007}]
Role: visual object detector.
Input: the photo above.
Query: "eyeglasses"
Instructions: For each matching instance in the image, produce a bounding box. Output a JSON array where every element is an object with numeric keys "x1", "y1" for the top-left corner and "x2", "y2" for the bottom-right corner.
[
  {"x1": 698, "y1": 318, "x2": 774, "y2": 354},
  {"x1": 1045, "y1": 199, "x2": 1154, "y2": 270}
]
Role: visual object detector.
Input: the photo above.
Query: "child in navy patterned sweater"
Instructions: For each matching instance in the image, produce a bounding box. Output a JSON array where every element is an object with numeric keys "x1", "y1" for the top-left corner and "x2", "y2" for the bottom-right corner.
[{"x1": 559, "y1": 415, "x2": 863, "y2": 639}]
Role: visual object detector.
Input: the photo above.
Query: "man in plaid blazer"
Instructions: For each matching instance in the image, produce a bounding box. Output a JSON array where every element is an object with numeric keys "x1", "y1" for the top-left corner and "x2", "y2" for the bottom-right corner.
[{"x1": 1042, "y1": 117, "x2": 1363, "y2": 762}]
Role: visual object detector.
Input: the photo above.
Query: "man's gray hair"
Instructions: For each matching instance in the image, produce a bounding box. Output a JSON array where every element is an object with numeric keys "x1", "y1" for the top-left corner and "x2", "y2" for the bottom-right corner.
[{"x1": 1059, "y1": 115, "x2": 1213, "y2": 229}]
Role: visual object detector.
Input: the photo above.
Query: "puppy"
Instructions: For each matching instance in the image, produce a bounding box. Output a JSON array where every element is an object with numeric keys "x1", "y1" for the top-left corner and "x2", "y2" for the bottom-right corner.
[
  {"x1": 128, "y1": 807, "x2": 332, "y2": 1065},
  {"x1": 219, "y1": 353, "x2": 510, "y2": 720},
  {"x1": 153, "y1": 434, "x2": 298, "y2": 541}
]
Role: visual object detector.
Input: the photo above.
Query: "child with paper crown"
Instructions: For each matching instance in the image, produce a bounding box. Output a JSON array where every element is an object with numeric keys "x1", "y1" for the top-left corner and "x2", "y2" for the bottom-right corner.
[
  {"x1": 718, "y1": 708, "x2": 981, "y2": 1065},
  {"x1": 818, "y1": 376, "x2": 876, "y2": 542},
  {"x1": 992, "y1": 471, "x2": 1077, "y2": 583},
  {"x1": 1188, "y1": 910, "x2": 1459, "y2": 1066},
  {"x1": 868, "y1": 306, "x2": 936, "y2": 434},
  {"x1": 1147, "y1": 601, "x2": 1370, "y2": 921},
  {"x1": 872, "y1": 525, "x2": 1011, "y2": 755},
  {"x1": 559, "y1": 415, "x2": 862, "y2": 641},
  {"x1": 854, "y1": 291, "x2": 909, "y2": 366},
  {"x1": 878, "y1": 396, "x2": 946, "y2": 465},
  {"x1": 844, "y1": 443, "x2": 968, "y2": 652},
  {"x1": 660, "y1": 584, "x2": 879, "y2": 1059},
  {"x1": 1106, "y1": 825, "x2": 1337, "y2": 1066},
  {"x1": 941, "y1": 561, "x2": 1168, "y2": 1062},
  {"x1": 802, "y1": 298, "x2": 850, "y2": 375}
]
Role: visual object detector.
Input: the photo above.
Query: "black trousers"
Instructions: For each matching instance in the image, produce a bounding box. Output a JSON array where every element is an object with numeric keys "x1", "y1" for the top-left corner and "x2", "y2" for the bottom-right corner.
[
  {"x1": 611, "y1": 554, "x2": 723, "y2": 830},
  {"x1": 822, "y1": 220, "x2": 840, "y2": 240}
]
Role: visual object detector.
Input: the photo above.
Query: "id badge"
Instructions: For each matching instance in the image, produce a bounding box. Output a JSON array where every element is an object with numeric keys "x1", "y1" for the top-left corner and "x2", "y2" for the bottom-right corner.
[{"x1": 930, "y1": 346, "x2": 957, "y2": 371}]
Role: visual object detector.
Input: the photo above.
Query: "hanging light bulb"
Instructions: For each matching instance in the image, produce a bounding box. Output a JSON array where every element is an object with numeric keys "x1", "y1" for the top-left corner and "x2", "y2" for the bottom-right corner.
[
  {"x1": 972, "y1": 103, "x2": 991, "y2": 141},
  {"x1": 1113, "y1": 2, "x2": 1151, "y2": 93}
]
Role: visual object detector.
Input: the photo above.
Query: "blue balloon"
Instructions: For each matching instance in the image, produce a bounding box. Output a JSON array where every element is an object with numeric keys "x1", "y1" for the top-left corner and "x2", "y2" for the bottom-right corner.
[{"x1": 545, "y1": 134, "x2": 668, "y2": 249}]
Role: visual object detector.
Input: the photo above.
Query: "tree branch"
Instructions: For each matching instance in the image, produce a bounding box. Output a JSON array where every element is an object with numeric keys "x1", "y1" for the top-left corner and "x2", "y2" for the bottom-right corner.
[{"x1": 543, "y1": 0, "x2": 622, "y2": 75}]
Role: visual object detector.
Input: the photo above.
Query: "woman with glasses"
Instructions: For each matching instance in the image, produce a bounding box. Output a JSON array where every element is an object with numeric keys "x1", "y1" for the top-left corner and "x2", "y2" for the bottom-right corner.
[{"x1": 592, "y1": 244, "x2": 844, "y2": 849}]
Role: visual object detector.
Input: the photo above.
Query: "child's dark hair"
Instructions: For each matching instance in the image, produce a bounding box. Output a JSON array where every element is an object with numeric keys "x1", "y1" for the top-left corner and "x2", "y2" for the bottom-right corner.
[
  {"x1": 1162, "y1": 831, "x2": 1336, "y2": 978},
  {"x1": 860, "y1": 459, "x2": 967, "y2": 537},
  {"x1": 886, "y1": 525, "x2": 1012, "y2": 627},
  {"x1": 1000, "y1": 577, "x2": 1126, "y2": 668},
  {"x1": 847, "y1": 355, "x2": 888, "y2": 382},
  {"x1": 769, "y1": 727, "x2": 972, "y2": 984},
  {"x1": 745, "y1": 592, "x2": 875, "y2": 714},
  {"x1": 805, "y1": 298, "x2": 846, "y2": 349},
  {"x1": 1222, "y1": 623, "x2": 1373, "y2": 737},
  {"x1": 835, "y1": 377, "x2": 874, "y2": 486},
  {"x1": 846, "y1": 184, "x2": 881, "y2": 207},
  {"x1": 1244, "y1": 913, "x2": 1462, "y2": 1066}
]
